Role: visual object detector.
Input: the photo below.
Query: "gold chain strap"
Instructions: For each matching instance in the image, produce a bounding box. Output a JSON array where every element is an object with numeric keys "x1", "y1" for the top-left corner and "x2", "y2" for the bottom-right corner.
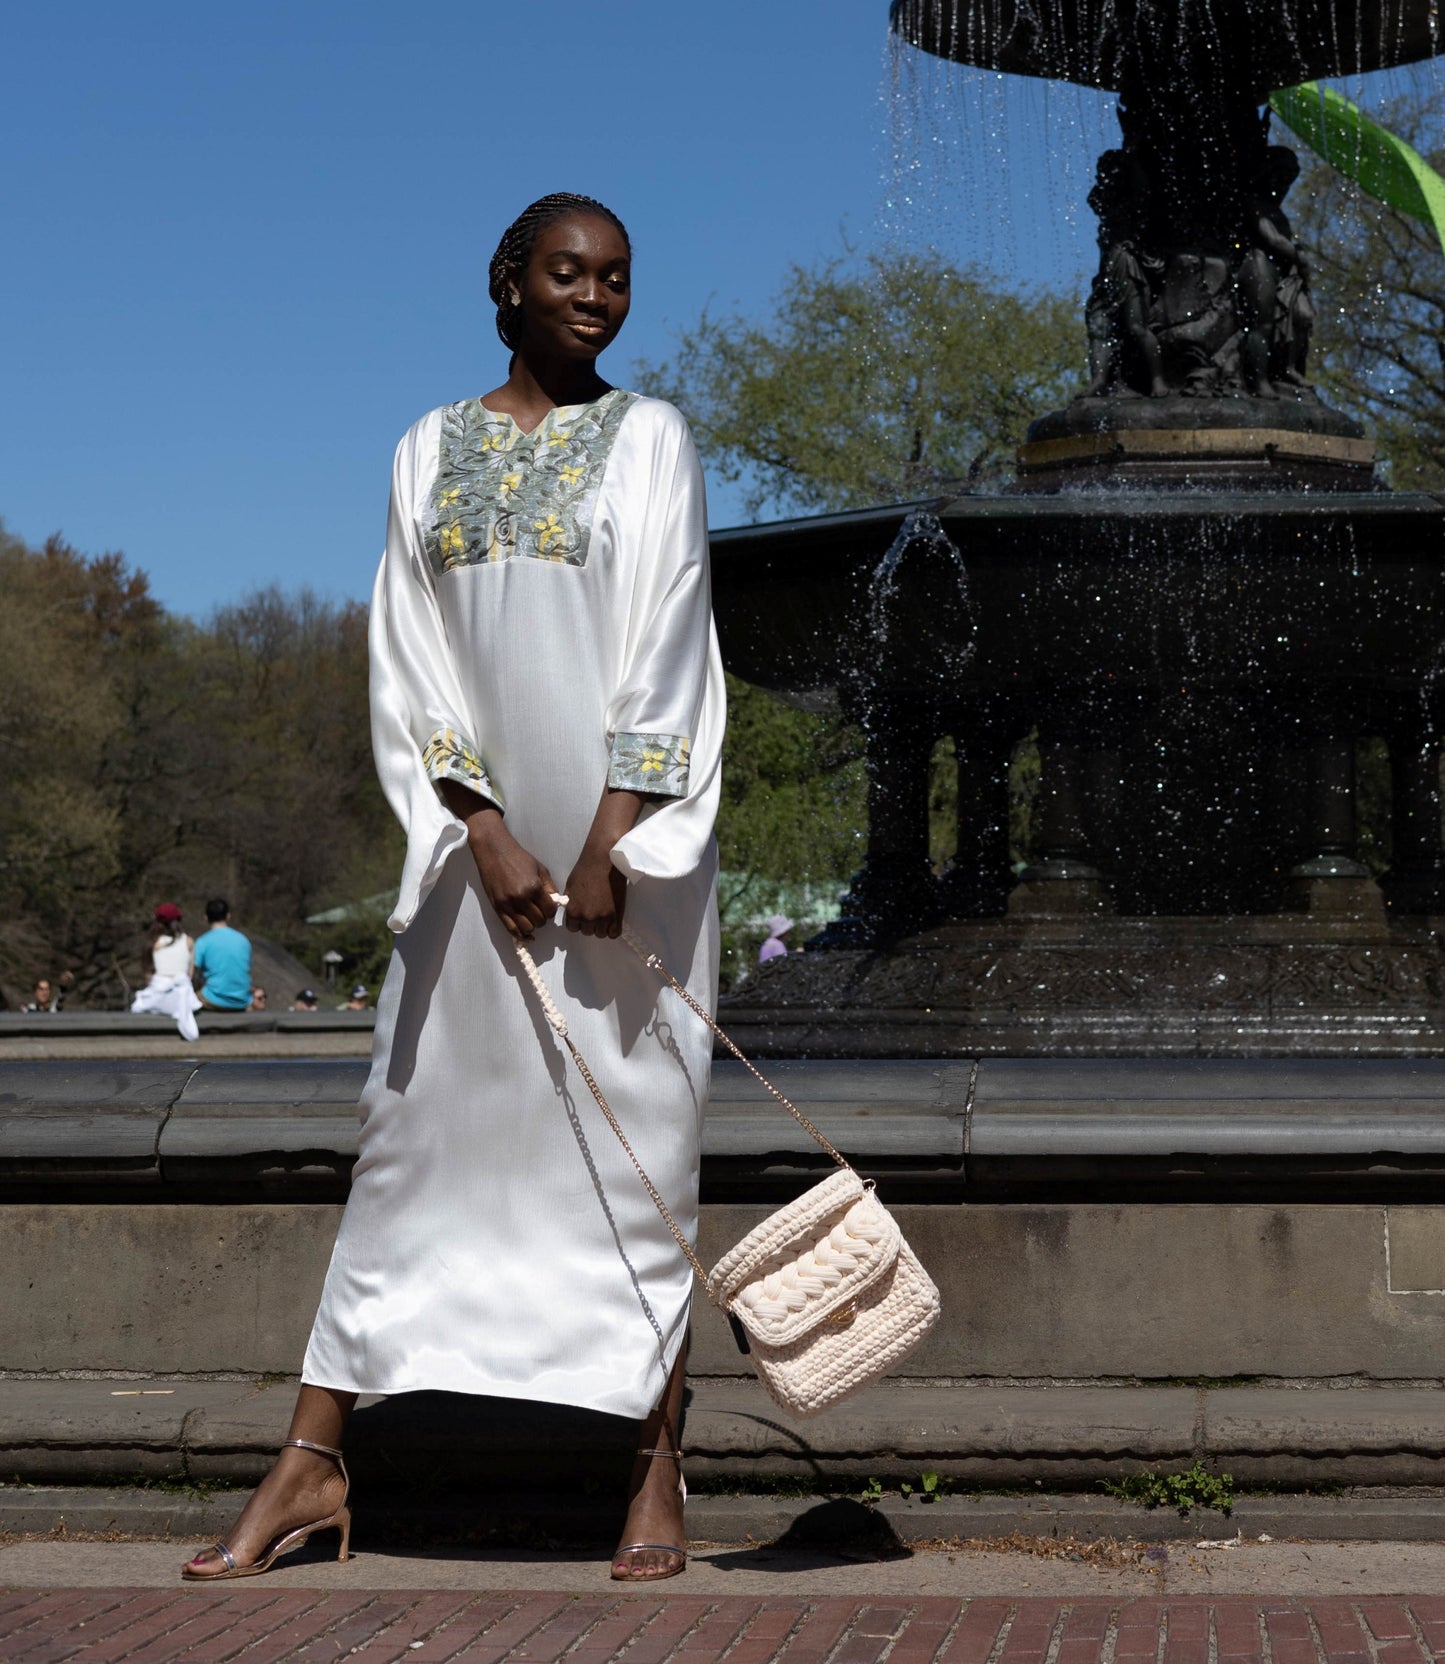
[
  {"x1": 619, "y1": 923, "x2": 852, "y2": 1171},
  {"x1": 557, "y1": 1026, "x2": 710, "y2": 1287},
  {"x1": 511, "y1": 897, "x2": 854, "y2": 1295}
]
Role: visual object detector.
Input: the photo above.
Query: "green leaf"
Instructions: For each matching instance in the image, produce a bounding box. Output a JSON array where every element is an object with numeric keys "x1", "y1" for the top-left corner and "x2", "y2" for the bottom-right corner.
[{"x1": 1270, "y1": 81, "x2": 1445, "y2": 257}]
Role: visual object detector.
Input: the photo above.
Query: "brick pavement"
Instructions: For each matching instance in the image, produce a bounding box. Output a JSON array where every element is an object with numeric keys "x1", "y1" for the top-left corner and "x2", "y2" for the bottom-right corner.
[{"x1": 2, "y1": 1593, "x2": 1445, "y2": 1664}]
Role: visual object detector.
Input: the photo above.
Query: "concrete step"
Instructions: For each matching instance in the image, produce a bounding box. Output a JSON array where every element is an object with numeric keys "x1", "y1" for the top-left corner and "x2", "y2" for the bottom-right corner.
[
  {"x1": 3, "y1": 1377, "x2": 1444, "y2": 1491},
  {"x1": 4, "y1": 1484, "x2": 1445, "y2": 1548}
]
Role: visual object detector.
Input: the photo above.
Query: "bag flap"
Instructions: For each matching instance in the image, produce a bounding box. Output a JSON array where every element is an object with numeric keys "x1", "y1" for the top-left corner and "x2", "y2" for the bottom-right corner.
[
  {"x1": 711, "y1": 1184, "x2": 902, "y2": 1349},
  {"x1": 706, "y1": 1169, "x2": 865, "y2": 1303}
]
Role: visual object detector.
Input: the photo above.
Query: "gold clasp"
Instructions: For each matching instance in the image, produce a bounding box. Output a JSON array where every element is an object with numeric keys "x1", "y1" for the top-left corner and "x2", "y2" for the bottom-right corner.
[{"x1": 826, "y1": 1300, "x2": 859, "y2": 1328}]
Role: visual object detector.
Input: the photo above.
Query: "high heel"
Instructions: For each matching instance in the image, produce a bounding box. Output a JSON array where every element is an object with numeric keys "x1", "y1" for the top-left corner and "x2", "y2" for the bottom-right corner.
[
  {"x1": 611, "y1": 1445, "x2": 687, "y2": 1583},
  {"x1": 181, "y1": 1438, "x2": 351, "y2": 1582}
]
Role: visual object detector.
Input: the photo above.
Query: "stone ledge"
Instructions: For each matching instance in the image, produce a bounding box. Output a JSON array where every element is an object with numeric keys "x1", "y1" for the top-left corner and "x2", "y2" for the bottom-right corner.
[
  {"x1": 7, "y1": 1057, "x2": 1445, "y2": 1200},
  {"x1": 2, "y1": 1377, "x2": 1443, "y2": 1490},
  {"x1": 0, "y1": 1012, "x2": 376, "y2": 1037}
]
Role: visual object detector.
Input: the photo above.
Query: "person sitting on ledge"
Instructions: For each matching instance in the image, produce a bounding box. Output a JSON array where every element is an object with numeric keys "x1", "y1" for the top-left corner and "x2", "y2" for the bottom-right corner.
[
  {"x1": 193, "y1": 898, "x2": 253, "y2": 1011},
  {"x1": 130, "y1": 902, "x2": 202, "y2": 1040}
]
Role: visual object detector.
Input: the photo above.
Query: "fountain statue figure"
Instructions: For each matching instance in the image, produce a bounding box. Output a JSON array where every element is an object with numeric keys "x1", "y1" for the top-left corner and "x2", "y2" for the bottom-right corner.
[{"x1": 892, "y1": 0, "x2": 1444, "y2": 485}]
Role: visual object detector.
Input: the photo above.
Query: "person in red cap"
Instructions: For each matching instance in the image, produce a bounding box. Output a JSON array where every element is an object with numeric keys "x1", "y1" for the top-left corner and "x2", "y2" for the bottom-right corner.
[{"x1": 130, "y1": 903, "x2": 202, "y2": 1041}]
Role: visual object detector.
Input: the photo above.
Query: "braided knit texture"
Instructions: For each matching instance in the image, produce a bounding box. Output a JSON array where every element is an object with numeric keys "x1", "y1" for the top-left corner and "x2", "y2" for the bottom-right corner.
[
  {"x1": 708, "y1": 1170, "x2": 899, "y2": 1344},
  {"x1": 747, "y1": 1238, "x2": 941, "y2": 1419}
]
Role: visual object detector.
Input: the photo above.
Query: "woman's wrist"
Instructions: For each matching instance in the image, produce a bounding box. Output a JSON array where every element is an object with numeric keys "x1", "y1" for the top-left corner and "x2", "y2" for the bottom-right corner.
[
  {"x1": 585, "y1": 787, "x2": 645, "y2": 856},
  {"x1": 438, "y1": 780, "x2": 507, "y2": 843},
  {"x1": 464, "y1": 806, "x2": 508, "y2": 846}
]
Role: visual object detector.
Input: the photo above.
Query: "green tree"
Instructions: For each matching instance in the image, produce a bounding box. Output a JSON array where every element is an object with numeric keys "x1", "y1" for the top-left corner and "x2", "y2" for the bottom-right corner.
[
  {"x1": 717, "y1": 673, "x2": 865, "y2": 894},
  {"x1": 0, "y1": 527, "x2": 400, "y2": 1006},
  {"x1": 639, "y1": 251, "x2": 1081, "y2": 516},
  {"x1": 713, "y1": 674, "x2": 866, "y2": 984},
  {"x1": 1292, "y1": 91, "x2": 1445, "y2": 488},
  {"x1": 0, "y1": 530, "x2": 166, "y2": 993},
  {"x1": 184, "y1": 585, "x2": 401, "y2": 934}
]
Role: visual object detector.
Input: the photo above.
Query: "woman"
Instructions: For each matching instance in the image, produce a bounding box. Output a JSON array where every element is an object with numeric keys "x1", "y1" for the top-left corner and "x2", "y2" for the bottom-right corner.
[
  {"x1": 130, "y1": 903, "x2": 201, "y2": 1041},
  {"x1": 183, "y1": 193, "x2": 723, "y2": 1585}
]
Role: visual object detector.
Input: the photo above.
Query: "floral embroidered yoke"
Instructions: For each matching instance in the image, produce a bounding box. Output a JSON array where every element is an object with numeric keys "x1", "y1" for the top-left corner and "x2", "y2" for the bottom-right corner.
[{"x1": 424, "y1": 389, "x2": 637, "y2": 573}]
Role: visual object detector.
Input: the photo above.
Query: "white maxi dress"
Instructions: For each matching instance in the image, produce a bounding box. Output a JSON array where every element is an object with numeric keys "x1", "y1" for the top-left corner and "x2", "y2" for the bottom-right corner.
[{"x1": 303, "y1": 389, "x2": 724, "y2": 1422}]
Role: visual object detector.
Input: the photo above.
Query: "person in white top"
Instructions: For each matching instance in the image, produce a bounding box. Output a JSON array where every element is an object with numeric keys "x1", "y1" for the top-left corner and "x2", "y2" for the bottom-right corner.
[{"x1": 130, "y1": 903, "x2": 202, "y2": 1041}]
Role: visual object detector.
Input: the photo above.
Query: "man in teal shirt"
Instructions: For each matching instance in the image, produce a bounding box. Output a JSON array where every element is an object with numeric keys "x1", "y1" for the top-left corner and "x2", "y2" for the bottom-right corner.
[{"x1": 194, "y1": 898, "x2": 253, "y2": 1010}]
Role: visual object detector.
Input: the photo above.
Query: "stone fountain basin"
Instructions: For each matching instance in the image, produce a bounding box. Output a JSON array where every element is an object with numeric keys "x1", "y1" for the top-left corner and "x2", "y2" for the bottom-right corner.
[
  {"x1": 889, "y1": 0, "x2": 1445, "y2": 92},
  {"x1": 710, "y1": 490, "x2": 1445, "y2": 704}
]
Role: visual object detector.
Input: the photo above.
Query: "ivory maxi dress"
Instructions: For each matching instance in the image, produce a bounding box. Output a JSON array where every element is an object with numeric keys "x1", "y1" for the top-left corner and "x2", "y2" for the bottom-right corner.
[{"x1": 302, "y1": 390, "x2": 725, "y2": 1421}]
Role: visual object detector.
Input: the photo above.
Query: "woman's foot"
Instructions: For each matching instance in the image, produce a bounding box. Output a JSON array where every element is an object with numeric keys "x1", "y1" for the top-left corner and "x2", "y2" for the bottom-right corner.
[
  {"x1": 612, "y1": 1446, "x2": 686, "y2": 1581},
  {"x1": 181, "y1": 1443, "x2": 347, "y2": 1579}
]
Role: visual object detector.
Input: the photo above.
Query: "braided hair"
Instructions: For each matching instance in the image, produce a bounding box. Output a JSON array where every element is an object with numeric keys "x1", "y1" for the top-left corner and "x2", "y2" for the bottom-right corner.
[{"x1": 487, "y1": 192, "x2": 632, "y2": 351}]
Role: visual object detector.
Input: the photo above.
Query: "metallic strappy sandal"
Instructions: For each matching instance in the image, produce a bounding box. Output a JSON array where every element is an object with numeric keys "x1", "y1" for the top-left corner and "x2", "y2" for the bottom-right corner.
[
  {"x1": 611, "y1": 1445, "x2": 687, "y2": 1582},
  {"x1": 181, "y1": 1438, "x2": 351, "y2": 1582}
]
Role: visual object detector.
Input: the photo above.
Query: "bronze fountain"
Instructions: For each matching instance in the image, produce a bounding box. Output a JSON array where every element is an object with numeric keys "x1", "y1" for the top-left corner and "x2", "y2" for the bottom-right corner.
[{"x1": 709, "y1": 0, "x2": 1445, "y2": 1057}]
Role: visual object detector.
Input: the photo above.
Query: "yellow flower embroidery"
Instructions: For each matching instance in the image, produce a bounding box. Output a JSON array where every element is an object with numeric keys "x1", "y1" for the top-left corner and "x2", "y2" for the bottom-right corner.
[
  {"x1": 426, "y1": 392, "x2": 634, "y2": 573},
  {"x1": 641, "y1": 748, "x2": 666, "y2": 773}
]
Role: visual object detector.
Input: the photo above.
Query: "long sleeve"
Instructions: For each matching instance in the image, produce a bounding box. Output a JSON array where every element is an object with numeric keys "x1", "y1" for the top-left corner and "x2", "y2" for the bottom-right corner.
[
  {"x1": 607, "y1": 412, "x2": 726, "y2": 883},
  {"x1": 370, "y1": 417, "x2": 500, "y2": 932}
]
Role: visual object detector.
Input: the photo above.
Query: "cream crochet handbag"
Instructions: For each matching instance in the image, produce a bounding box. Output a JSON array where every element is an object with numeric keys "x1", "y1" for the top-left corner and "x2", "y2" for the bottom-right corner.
[{"x1": 514, "y1": 903, "x2": 941, "y2": 1419}]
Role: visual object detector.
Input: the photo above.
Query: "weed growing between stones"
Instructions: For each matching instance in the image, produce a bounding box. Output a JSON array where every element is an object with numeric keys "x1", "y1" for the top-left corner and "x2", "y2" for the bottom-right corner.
[{"x1": 1102, "y1": 1462, "x2": 1235, "y2": 1516}]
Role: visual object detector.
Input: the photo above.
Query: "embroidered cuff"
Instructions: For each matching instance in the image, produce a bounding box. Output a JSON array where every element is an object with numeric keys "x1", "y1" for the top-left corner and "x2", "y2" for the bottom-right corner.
[
  {"x1": 422, "y1": 728, "x2": 506, "y2": 813},
  {"x1": 607, "y1": 731, "x2": 691, "y2": 798}
]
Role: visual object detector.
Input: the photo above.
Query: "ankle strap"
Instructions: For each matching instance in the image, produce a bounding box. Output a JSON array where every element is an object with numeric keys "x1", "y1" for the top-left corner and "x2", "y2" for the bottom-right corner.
[
  {"x1": 637, "y1": 1446, "x2": 684, "y2": 1459},
  {"x1": 285, "y1": 1437, "x2": 344, "y2": 1461}
]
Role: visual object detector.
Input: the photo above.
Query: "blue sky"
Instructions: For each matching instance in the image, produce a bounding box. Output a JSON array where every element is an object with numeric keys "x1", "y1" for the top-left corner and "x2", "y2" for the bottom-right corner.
[
  {"x1": 0, "y1": 1, "x2": 1114, "y2": 618},
  {"x1": 2, "y1": 3, "x2": 1433, "y2": 619}
]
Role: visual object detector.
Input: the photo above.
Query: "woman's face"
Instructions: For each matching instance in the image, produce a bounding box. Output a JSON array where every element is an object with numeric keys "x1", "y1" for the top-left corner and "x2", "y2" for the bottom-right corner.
[{"x1": 510, "y1": 213, "x2": 631, "y2": 364}]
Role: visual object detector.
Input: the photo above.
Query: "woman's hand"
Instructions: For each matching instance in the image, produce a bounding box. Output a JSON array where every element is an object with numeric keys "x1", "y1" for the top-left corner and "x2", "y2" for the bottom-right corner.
[
  {"x1": 563, "y1": 784, "x2": 646, "y2": 938},
  {"x1": 439, "y1": 784, "x2": 556, "y2": 940},
  {"x1": 564, "y1": 844, "x2": 628, "y2": 937}
]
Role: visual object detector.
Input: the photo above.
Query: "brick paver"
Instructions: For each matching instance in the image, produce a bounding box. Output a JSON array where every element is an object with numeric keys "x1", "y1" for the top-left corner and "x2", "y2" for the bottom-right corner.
[{"x1": 7, "y1": 1593, "x2": 1445, "y2": 1663}]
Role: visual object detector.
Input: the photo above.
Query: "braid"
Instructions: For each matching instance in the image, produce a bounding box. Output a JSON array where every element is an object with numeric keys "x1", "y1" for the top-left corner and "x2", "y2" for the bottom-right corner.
[{"x1": 488, "y1": 192, "x2": 631, "y2": 351}]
